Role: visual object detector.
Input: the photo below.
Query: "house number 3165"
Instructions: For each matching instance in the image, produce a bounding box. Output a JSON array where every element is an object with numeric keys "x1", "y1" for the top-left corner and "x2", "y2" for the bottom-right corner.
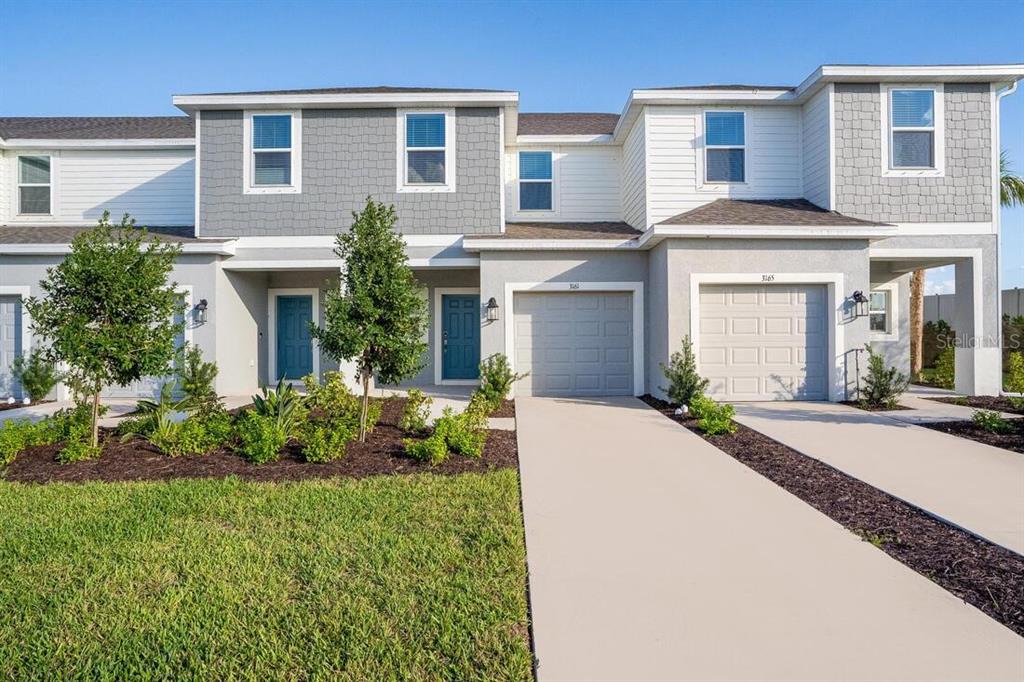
[{"x1": 762, "y1": 274, "x2": 776, "y2": 282}]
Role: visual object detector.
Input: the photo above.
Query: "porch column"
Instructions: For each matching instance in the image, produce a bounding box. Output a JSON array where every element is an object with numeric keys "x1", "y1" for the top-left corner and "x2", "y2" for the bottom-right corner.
[{"x1": 953, "y1": 256, "x2": 1001, "y2": 395}]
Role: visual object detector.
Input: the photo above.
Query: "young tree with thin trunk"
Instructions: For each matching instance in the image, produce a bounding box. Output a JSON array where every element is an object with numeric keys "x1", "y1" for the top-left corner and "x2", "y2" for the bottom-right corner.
[
  {"x1": 26, "y1": 212, "x2": 183, "y2": 447},
  {"x1": 311, "y1": 197, "x2": 428, "y2": 442}
]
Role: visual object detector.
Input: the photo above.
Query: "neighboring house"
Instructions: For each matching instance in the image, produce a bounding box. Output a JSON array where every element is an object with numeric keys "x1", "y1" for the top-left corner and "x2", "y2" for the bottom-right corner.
[{"x1": 1, "y1": 64, "x2": 1021, "y2": 401}]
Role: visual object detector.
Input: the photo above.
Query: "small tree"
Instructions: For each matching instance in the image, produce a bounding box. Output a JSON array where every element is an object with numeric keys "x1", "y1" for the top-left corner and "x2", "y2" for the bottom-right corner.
[
  {"x1": 26, "y1": 212, "x2": 183, "y2": 447},
  {"x1": 860, "y1": 344, "x2": 910, "y2": 409},
  {"x1": 311, "y1": 198, "x2": 428, "y2": 441},
  {"x1": 660, "y1": 336, "x2": 709, "y2": 406}
]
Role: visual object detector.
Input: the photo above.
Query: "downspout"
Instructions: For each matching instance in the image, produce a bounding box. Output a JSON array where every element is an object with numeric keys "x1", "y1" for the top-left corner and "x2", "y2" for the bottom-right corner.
[{"x1": 995, "y1": 80, "x2": 1019, "y2": 394}]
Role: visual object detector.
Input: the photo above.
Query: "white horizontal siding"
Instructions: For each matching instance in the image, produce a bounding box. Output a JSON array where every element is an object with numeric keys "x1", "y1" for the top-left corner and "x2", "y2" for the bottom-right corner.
[
  {"x1": 505, "y1": 145, "x2": 621, "y2": 223},
  {"x1": 645, "y1": 105, "x2": 804, "y2": 224},
  {"x1": 621, "y1": 115, "x2": 647, "y2": 229},
  {"x1": 0, "y1": 150, "x2": 8, "y2": 223},
  {"x1": 802, "y1": 86, "x2": 831, "y2": 209},
  {"x1": 4, "y1": 149, "x2": 194, "y2": 226}
]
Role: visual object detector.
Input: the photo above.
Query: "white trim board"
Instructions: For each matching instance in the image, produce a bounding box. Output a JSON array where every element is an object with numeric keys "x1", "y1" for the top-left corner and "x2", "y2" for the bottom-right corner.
[
  {"x1": 0, "y1": 138, "x2": 194, "y2": 150},
  {"x1": 267, "y1": 288, "x2": 320, "y2": 384},
  {"x1": 879, "y1": 84, "x2": 946, "y2": 178},
  {"x1": 433, "y1": 287, "x2": 481, "y2": 386},
  {"x1": 868, "y1": 281, "x2": 900, "y2": 343},
  {"x1": 396, "y1": 109, "x2": 456, "y2": 194},
  {"x1": 502, "y1": 281, "x2": 645, "y2": 397},
  {"x1": 242, "y1": 110, "x2": 302, "y2": 195},
  {"x1": 688, "y1": 273, "x2": 846, "y2": 402},
  {"x1": 0, "y1": 287, "x2": 33, "y2": 398},
  {"x1": 229, "y1": 234, "x2": 464, "y2": 249}
]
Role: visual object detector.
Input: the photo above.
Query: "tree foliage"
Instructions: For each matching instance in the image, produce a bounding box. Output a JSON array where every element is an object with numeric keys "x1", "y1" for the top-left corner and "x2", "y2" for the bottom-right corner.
[
  {"x1": 25, "y1": 211, "x2": 183, "y2": 445},
  {"x1": 310, "y1": 198, "x2": 428, "y2": 441}
]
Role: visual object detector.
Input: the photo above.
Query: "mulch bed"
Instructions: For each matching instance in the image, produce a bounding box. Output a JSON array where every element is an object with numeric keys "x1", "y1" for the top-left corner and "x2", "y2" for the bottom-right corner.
[
  {"x1": 489, "y1": 400, "x2": 516, "y2": 418},
  {"x1": 839, "y1": 400, "x2": 912, "y2": 412},
  {"x1": 0, "y1": 400, "x2": 53, "y2": 413},
  {"x1": 2, "y1": 398, "x2": 518, "y2": 484},
  {"x1": 926, "y1": 395, "x2": 1024, "y2": 416},
  {"x1": 918, "y1": 420, "x2": 1024, "y2": 455},
  {"x1": 641, "y1": 394, "x2": 1024, "y2": 636}
]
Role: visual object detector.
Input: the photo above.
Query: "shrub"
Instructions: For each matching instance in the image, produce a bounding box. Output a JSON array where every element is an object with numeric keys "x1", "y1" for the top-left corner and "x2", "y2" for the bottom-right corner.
[
  {"x1": 399, "y1": 388, "x2": 432, "y2": 434},
  {"x1": 404, "y1": 432, "x2": 449, "y2": 465},
  {"x1": 1006, "y1": 351, "x2": 1024, "y2": 394},
  {"x1": 301, "y1": 371, "x2": 381, "y2": 435},
  {"x1": 922, "y1": 320, "x2": 953, "y2": 369},
  {"x1": 236, "y1": 411, "x2": 287, "y2": 464},
  {"x1": 932, "y1": 346, "x2": 955, "y2": 390},
  {"x1": 178, "y1": 345, "x2": 221, "y2": 416},
  {"x1": 56, "y1": 441, "x2": 101, "y2": 464},
  {"x1": 971, "y1": 409, "x2": 1012, "y2": 434},
  {"x1": 11, "y1": 350, "x2": 61, "y2": 402},
  {"x1": 149, "y1": 410, "x2": 235, "y2": 457},
  {"x1": 660, "y1": 336, "x2": 709, "y2": 407},
  {"x1": 860, "y1": 345, "x2": 909, "y2": 409},
  {"x1": 0, "y1": 420, "x2": 46, "y2": 467},
  {"x1": 689, "y1": 394, "x2": 737, "y2": 436},
  {"x1": 41, "y1": 402, "x2": 96, "y2": 447},
  {"x1": 405, "y1": 402, "x2": 488, "y2": 464},
  {"x1": 252, "y1": 379, "x2": 307, "y2": 437},
  {"x1": 300, "y1": 420, "x2": 356, "y2": 463},
  {"x1": 477, "y1": 354, "x2": 526, "y2": 412}
]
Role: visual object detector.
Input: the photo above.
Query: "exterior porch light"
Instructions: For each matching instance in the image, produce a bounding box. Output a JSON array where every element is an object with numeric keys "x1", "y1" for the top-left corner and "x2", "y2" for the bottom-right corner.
[
  {"x1": 485, "y1": 297, "x2": 499, "y2": 322},
  {"x1": 851, "y1": 290, "x2": 869, "y2": 318},
  {"x1": 195, "y1": 298, "x2": 209, "y2": 324}
]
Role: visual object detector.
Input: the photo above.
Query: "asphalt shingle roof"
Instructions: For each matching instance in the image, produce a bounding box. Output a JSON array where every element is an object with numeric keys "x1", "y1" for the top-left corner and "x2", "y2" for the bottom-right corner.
[
  {"x1": 502, "y1": 222, "x2": 640, "y2": 239},
  {"x1": 517, "y1": 113, "x2": 620, "y2": 136},
  {"x1": 184, "y1": 85, "x2": 511, "y2": 96},
  {"x1": 0, "y1": 117, "x2": 194, "y2": 140},
  {"x1": 658, "y1": 199, "x2": 888, "y2": 227},
  {"x1": 0, "y1": 224, "x2": 222, "y2": 244}
]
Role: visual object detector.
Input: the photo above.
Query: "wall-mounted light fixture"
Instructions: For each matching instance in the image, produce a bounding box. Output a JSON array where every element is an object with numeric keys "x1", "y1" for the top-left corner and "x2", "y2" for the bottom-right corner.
[
  {"x1": 485, "y1": 297, "x2": 499, "y2": 322},
  {"x1": 195, "y1": 298, "x2": 209, "y2": 324},
  {"x1": 851, "y1": 290, "x2": 868, "y2": 318}
]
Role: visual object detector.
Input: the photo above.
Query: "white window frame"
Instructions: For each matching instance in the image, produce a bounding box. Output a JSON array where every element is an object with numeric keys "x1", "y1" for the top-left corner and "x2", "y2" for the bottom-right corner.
[
  {"x1": 868, "y1": 282, "x2": 899, "y2": 341},
  {"x1": 516, "y1": 149, "x2": 555, "y2": 213},
  {"x1": 242, "y1": 111, "x2": 302, "y2": 195},
  {"x1": 880, "y1": 84, "x2": 945, "y2": 178},
  {"x1": 16, "y1": 154, "x2": 53, "y2": 216},
  {"x1": 702, "y1": 110, "x2": 747, "y2": 185},
  {"x1": 397, "y1": 109, "x2": 456, "y2": 193}
]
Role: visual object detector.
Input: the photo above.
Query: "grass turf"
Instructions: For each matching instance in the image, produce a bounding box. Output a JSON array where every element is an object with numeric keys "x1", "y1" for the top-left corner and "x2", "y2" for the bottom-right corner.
[{"x1": 0, "y1": 471, "x2": 532, "y2": 681}]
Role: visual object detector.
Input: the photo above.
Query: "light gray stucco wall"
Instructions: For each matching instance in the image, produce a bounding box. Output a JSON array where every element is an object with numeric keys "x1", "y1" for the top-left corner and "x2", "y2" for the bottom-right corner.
[
  {"x1": 199, "y1": 108, "x2": 502, "y2": 237},
  {"x1": 833, "y1": 82, "x2": 993, "y2": 223},
  {"x1": 869, "y1": 263, "x2": 911, "y2": 376},
  {"x1": 653, "y1": 238, "x2": 873, "y2": 401}
]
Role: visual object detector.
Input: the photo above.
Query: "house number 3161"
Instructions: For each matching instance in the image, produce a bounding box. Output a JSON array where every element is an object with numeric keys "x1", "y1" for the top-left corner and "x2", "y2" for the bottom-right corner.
[{"x1": 762, "y1": 274, "x2": 776, "y2": 282}]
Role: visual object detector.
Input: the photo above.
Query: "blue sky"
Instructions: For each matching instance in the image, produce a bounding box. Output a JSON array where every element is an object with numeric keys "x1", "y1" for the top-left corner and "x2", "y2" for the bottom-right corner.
[{"x1": 2, "y1": 0, "x2": 1021, "y2": 291}]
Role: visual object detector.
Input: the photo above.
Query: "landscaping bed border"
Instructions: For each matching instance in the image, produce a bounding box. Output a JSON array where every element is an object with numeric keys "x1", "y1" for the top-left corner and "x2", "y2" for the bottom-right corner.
[
  {"x1": 641, "y1": 394, "x2": 1024, "y2": 636},
  {"x1": 918, "y1": 419, "x2": 1024, "y2": 455},
  {"x1": 925, "y1": 395, "x2": 1024, "y2": 416}
]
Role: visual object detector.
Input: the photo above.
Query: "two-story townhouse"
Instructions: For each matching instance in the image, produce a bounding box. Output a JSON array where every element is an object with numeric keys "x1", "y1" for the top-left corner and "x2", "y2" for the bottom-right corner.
[{"x1": 1, "y1": 64, "x2": 1021, "y2": 402}]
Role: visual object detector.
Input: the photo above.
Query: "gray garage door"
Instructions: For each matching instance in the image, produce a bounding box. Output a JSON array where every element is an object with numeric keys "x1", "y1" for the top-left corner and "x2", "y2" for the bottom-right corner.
[
  {"x1": 102, "y1": 297, "x2": 188, "y2": 399},
  {"x1": 0, "y1": 296, "x2": 24, "y2": 400},
  {"x1": 699, "y1": 284, "x2": 828, "y2": 401},
  {"x1": 513, "y1": 292, "x2": 633, "y2": 396}
]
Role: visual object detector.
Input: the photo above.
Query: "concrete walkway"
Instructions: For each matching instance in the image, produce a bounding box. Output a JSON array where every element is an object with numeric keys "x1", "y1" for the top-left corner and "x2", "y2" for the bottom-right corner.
[
  {"x1": 734, "y1": 402, "x2": 1024, "y2": 555},
  {"x1": 872, "y1": 384, "x2": 1021, "y2": 424},
  {"x1": 517, "y1": 397, "x2": 1022, "y2": 681}
]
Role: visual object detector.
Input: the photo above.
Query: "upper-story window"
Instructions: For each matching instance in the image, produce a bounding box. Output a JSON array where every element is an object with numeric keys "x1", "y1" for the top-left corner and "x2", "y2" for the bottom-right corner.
[
  {"x1": 882, "y1": 85, "x2": 944, "y2": 177},
  {"x1": 18, "y1": 155, "x2": 52, "y2": 215},
  {"x1": 519, "y1": 151, "x2": 553, "y2": 211},
  {"x1": 243, "y1": 111, "x2": 301, "y2": 194},
  {"x1": 704, "y1": 111, "x2": 745, "y2": 183},
  {"x1": 398, "y1": 110, "x2": 455, "y2": 192}
]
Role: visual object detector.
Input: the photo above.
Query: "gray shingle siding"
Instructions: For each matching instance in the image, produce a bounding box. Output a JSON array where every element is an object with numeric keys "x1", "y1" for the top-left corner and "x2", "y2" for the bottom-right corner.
[
  {"x1": 199, "y1": 108, "x2": 501, "y2": 237},
  {"x1": 833, "y1": 82, "x2": 992, "y2": 223}
]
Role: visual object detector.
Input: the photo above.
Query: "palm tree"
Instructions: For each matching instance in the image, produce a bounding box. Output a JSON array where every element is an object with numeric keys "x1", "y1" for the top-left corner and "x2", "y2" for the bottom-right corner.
[{"x1": 910, "y1": 150, "x2": 1024, "y2": 377}]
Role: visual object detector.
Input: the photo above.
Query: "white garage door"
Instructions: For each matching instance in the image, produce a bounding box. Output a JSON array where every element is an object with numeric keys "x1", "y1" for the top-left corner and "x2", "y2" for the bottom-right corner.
[
  {"x1": 699, "y1": 284, "x2": 828, "y2": 401},
  {"x1": 0, "y1": 296, "x2": 24, "y2": 400},
  {"x1": 514, "y1": 292, "x2": 634, "y2": 396}
]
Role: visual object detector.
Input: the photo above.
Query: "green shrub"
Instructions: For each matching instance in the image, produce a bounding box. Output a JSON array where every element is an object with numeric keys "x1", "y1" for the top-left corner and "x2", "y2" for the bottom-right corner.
[
  {"x1": 116, "y1": 413, "x2": 156, "y2": 439},
  {"x1": 922, "y1": 320, "x2": 953, "y2": 369},
  {"x1": 932, "y1": 346, "x2": 955, "y2": 390},
  {"x1": 236, "y1": 411, "x2": 287, "y2": 464},
  {"x1": 436, "y1": 407, "x2": 487, "y2": 458},
  {"x1": 0, "y1": 420, "x2": 43, "y2": 467},
  {"x1": 252, "y1": 379, "x2": 307, "y2": 437},
  {"x1": 860, "y1": 345, "x2": 910, "y2": 409},
  {"x1": 178, "y1": 345, "x2": 221, "y2": 416},
  {"x1": 303, "y1": 372, "x2": 383, "y2": 436},
  {"x1": 300, "y1": 420, "x2": 356, "y2": 463},
  {"x1": 404, "y1": 432, "x2": 448, "y2": 465},
  {"x1": 1006, "y1": 351, "x2": 1024, "y2": 394},
  {"x1": 56, "y1": 441, "x2": 101, "y2": 463},
  {"x1": 971, "y1": 409, "x2": 1012, "y2": 434},
  {"x1": 11, "y1": 350, "x2": 62, "y2": 402},
  {"x1": 689, "y1": 394, "x2": 737, "y2": 436},
  {"x1": 660, "y1": 336, "x2": 709, "y2": 407},
  {"x1": 477, "y1": 354, "x2": 526, "y2": 412},
  {"x1": 149, "y1": 410, "x2": 235, "y2": 457},
  {"x1": 40, "y1": 402, "x2": 96, "y2": 447},
  {"x1": 399, "y1": 388, "x2": 432, "y2": 434}
]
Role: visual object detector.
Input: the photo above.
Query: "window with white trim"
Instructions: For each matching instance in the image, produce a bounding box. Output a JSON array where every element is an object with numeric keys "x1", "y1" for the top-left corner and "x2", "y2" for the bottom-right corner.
[
  {"x1": 869, "y1": 290, "x2": 890, "y2": 333},
  {"x1": 18, "y1": 155, "x2": 51, "y2": 215},
  {"x1": 704, "y1": 111, "x2": 745, "y2": 183},
  {"x1": 889, "y1": 89, "x2": 935, "y2": 169},
  {"x1": 243, "y1": 112, "x2": 300, "y2": 194},
  {"x1": 405, "y1": 113, "x2": 447, "y2": 185},
  {"x1": 519, "y1": 151, "x2": 553, "y2": 211}
]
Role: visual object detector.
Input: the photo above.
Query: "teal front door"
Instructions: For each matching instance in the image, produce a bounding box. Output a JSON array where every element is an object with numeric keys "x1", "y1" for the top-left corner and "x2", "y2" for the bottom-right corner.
[
  {"x1": 442, "y1": 294, "x2": 480, "y2": 380},
  {"x1": 276, "y1": 295, "x2": 313, "y2": 380}
]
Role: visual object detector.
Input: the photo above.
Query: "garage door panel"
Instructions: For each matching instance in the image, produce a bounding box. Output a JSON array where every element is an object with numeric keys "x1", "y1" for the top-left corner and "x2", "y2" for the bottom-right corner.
[
  {"x1": 0, "y1": 296, "x2": 24, "y2": 400},
  {"x1": 514, "y1": 292, "x2": 633, "y2": 397},
  {"x1": 700, "y1": 284, "x2": 828, "y2": 401}
]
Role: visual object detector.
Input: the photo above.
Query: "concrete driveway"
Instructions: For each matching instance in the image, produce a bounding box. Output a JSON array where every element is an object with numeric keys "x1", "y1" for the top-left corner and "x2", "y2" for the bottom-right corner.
[
  {"x1": 516, "y1": 397, "x2": 1022, "y2": 682},
  {"x1": 733, "y1": 402, "x2": 1024, "y2": 555}
]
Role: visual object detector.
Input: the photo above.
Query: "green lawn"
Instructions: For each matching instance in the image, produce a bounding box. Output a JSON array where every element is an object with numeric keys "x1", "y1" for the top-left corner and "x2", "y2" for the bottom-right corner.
[{"x1": 0, "y1": 471, "x2": 532, "y2": 681}]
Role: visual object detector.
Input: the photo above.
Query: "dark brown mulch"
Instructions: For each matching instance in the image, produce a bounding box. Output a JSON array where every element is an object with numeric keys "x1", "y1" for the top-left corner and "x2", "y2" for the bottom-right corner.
[
  {"x1": 641, "y1": 394, "x2": 1024, "y2": 636},
  {"x1": 927, "y1": 395, "x2": 1024, "y2": 416},
  {"x1": 918, "y1": 420, "x2": 1024, "y2": 455},
  {"x1": 839, "y1": 400, "x2": 912, "y2": 412},
  {"x1": 490, "y1": 400, "x2": 516, "y2": 418},
  {"x1": 2, "y1": 398, "x2": 518, "y2": 484},
  {"x1": 0, "y1": 400, "x2": 53, "y2": 413}
]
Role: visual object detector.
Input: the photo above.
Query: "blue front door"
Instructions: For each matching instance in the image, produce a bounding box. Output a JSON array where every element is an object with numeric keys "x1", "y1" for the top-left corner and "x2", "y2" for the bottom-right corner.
[
  {"x1": 276, "y1": 295, "x2": 313, "y2": 380},
  {"x1": 442, "y1": 294, "x2": 480, "y2": 380}
]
